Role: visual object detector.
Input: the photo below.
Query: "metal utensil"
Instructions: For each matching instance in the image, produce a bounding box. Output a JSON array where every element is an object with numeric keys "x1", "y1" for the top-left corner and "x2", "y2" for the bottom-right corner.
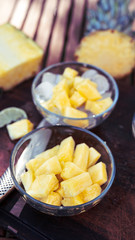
[
  {"x1": 0, "y1": 118, "x2": 49, "y2": 202},
  {"x1": 132, "y1": 113, "x2": 135, "y2": 138}
]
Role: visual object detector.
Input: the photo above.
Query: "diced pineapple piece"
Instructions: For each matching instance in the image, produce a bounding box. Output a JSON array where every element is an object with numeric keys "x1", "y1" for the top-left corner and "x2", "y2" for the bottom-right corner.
[
  {"x1": 69, "y1": 87, "x2": 75, "y2": 97},
  {"x1": 85, "y1": 97, "x2": 113, "y2": 115},
  {"x1": 53, "y1": 78, "x2": 69, "y2": 96},
  {"x1": 81, "y1": 183, "x2": 101, "y2": 202},
  {"x1": 0, "y1": 24, "x2": 43, "y2": 91},
  {"x1": 42, "y1": 192, "x2": 62, "y2": 206},
  {"x1": 57, "y1": 136, "x2": 75, "y2": 163},
  {"x1": 88, "y1": 162, "x2": 107, "y2": 185},
  {"x1": 41, "y1": 99, "x2": 59, "y2": 114},
  {"x1": 88, "y1": 147, "x2": 101, "y2": 168},
  {"x1": 73, "y1": 143, "x2": 89, "y2": 171},
  {"x1": 62, "y1": 194, "x2": 84, "y2": 206},
  {"x1": 75, "y1": 79, "x2": 102, "y2": 100},
  {"x1": 35, "y1": 156, "x2": 62, "y2": 176},
  {"x1": 63, "y1": 67, "x2": 78, "y2": 80},
  {"x1": 64, "y1": 106, "x2": 89, "y2": 128},
  {"x1": 27, "y1": 174, "x2": 59, "y2": 199},
  {"x1": 70, "y1": 91, "x2": 86, "y2": 108},
  {"x1": 61, "y1": 162, "x2": 84, "y2": 180},
  {"x1": 55, "y1": 186, "x2": 65, "y2": 198},
  {"x1": 74, "y1": 76, "x2": 97, "y2": 89},
  {"x1": 53, "y1": 91, "x2": 71, "y2": 114},
  {"x1": 61, "y1": 172, "x2": 92, "y2": 197},
  {"x1": 7, "y1": 119, "x2": 33, "y2": 140},
  {"x1": 21, "y1": 170, "x2": 34, "y2": 191},
  {"x1": 26, "y1": 145, "x2": 59, "y2": 172}
]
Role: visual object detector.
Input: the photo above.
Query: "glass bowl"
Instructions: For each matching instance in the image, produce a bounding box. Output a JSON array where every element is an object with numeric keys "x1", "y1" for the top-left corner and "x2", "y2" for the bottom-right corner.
[
  {"x1": 10, "y1": 125, "x2": 115, "y2": 216},
  {"x1": 32, "y1": 61, "x2": 119, "y2": 129}
]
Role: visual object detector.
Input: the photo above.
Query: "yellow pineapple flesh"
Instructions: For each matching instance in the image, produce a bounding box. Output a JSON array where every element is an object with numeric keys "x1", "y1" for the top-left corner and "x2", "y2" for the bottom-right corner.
[
  {"x1": 61, "y1": 172, "x2": 92, "y2": 197},
  {"x1": 62, "y1": 194, "x2": 84, "y2": 206},
  {"x1": 73, "y1": 143, "x2": 89, "y2": 171},
  {"x1": 61, "y1": 162, "x2": 84, "y2": 180},
  {"x1": 27, "y1": 174, "x2": 59, "y2": 199},
  {"x1": 35, "y1": 156, "x2": 62, "y2": 176},
  {"x1": 21, "y1": 170, "x2": 34, "y2": 191},
  {"x1": 57, "y1": 136, "x2": 75, "y2": 163},
  {"x1": 42, "y1": 192, "x2": 62, "y2": 206},
  {"x1": 85, "y1": 97, "x2": 113, "y2": 115},
  {"x1": 26, "y1": 145, "x2": 59, "y2": 172},
  {"x1": 81, "y1": 183, "x2": 101, "y2": 203},
  {"x1": 70, "y1": 91, "x2": 86, "y2": 108},
  {"x1": 88, "y1": 147, "x2": 101, "y2": 168},
  {"x1": 7, "y1": 119, "x2": 33, "y2": 140},
  {"x1": 88, "y1": 162, "x2": 107, "y2": 185},
  {"x1": 0, "y1": 23, "x2": 43, "y2": 90},
  {"x1": 75, "y1": 30, "x2": 135, "y2": 79}
]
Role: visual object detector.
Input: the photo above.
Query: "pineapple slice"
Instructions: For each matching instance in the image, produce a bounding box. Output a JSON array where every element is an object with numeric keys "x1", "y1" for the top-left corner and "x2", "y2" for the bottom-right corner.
[
  {"x1": 73, "y1": 143, "x2": 89, "y2": 171},
  {"x1": 42, "y1": 192, "x2": 62, "y2": 206},
  {"x1": 70, "y1": 91, "x2": 86, "y2": 108},
  {"x1": 75, "y1": 30, "x2": 135, "y2": 79},
  {"x1": 75, "y1": 79, "x2": 102, "y2": 101},
  {"x1": 26, "y1": 145, "x2": 59, "y2": 172},
  {"x1": 88, "y1": 162, "x2": 107, "y2": 185},
  {"x1": 57, "y1": 136, "x2": 75, "y2": 163},
  {"x1": 7, "y1": 119, "x2": 33, "y2": 140},
  {"x1": 0, "y1": 24, "x2": 43, "y2": 90},
  {"x1": 61, "y1": 172, "x2": 92, "y2": 197},
  {"x1": 85, "y1": 97, "x2": 113, "y2": 115},
  {"x1": 21, "y1": 170, "x2": 34, "y2": 191},
  {"x1": 61, "y1": 162, "x2": 84, "y2": 180},
  {"x1": 62, "y1": 194, "x2": 84, "y2": 206},
  {"x1": 27, "y1": 174, "x2": 59, "y2": 199},
  {"x1": 35, "y1": 156, "x2": 62, "y2": 176},
  {"x1": 53, "y1": 90, "x2": 71, "y2": 114},
  {"x1": 88, "y1": 147, "x2": 101, "y2": 168},
  {"x1": 64, "y1": 106, "x2": 89, "y2": 128},
  {"x1": 81, "y1": 183, "x2": 101, "y2": 203}
]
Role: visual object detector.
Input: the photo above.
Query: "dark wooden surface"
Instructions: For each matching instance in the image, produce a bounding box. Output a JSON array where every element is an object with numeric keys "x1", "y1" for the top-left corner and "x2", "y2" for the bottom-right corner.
[{"x1": 0, "y1": 0, "x2": 135, "y2": 240}]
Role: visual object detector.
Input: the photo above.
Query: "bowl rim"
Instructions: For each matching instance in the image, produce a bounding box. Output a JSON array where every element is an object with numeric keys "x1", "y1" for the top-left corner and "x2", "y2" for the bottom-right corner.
[
  {"x1": 10, "y1": 125, "x2": 116, "y2": 212},
  {"x1": 32, "y1": 61, "x2": 119, "y2": 121}
]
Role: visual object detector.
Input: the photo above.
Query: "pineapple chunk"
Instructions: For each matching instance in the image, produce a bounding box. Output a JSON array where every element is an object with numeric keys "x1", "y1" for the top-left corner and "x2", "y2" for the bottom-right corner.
[
  {"x1": 88, "y1": 147, "x2": 101, "y2": 168},
  {"x1": 21, "y1": 170, "x2": 34, "y2": 191},
  {"x1": 53, "y1": 91, "x2": 71, "y2": 114},
  {"x1": 53, "y1": 78, "x2": 69, "y2": 96},
  {"x1": 42, "y1": 192, "x2": 62, "y2": 206},
  {"x1": 73, "y1": 143, "x2": 89, "y2": 171},
  {"x1": 7, "y1": 119, "x2": 33, "y2": 140},
  {"x1": 55, "y1": 186, "x2": 65, "y2": 198},
  {"x1": 41, "y1": 99, "x2": 59, "y2": 114},
  {"x1": 70, "y1": 91, "x2": 86, "y2": 108},
  {"x1": 75, "y1": 79, "x2": 102, "y2": 100},
  {"x1": 27, "y1": 174, "x2": 59, "y2": 199},
  {"x1": 85, "y1": 97, "x2": 113, "y2": 115},
  {"x1": 62, "y1": 194, "x2": 84, "y2": 206},
  {"x1": 0, "y1": 24, "x2": 43, "y2": 90},
  {"x1": 35, "y1": 156, "x2": 62, "y2": 176},
  {"x1": 81, "y1": 183, "x2": 101, "y2": 202},
  {"x1": 26, "y1": 145, "x2": 59, "y2": 172},
  {"x1": 61, "y1": 162, "x2": 84, "y2": 180},
  {"x1": 88, "y1": 162, "x2": 107, "y2": 185},
  {"x1": 74, "y1": 76, "x2": 97, "y2": 89},
  {"x1": 64, "y1": 106, "x2": 89, "y2": 128},
  {"x1": 63, "y1": 67, "x2": 78, "y2": 80},
  {"x1": 61, "y1": 172, "x2": 92, "y2": 197},
  {"x1": 57, "y1": 136, "x2": 75, "y2": 163}
]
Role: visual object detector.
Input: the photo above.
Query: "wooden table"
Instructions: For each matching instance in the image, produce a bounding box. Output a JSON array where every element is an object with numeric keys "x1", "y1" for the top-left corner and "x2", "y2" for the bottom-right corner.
[{"x1": 0, "y1": 1, "x2": 135, "y2": 240}]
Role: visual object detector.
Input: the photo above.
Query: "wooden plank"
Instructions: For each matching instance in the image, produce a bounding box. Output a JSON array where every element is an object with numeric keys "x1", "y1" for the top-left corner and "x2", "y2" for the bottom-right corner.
[
  {"x1": 22, "y1": 0, "x2": 44, "y2": 39},
  {"x1": 35, "y1": 0, "x2": 58, "y2": 50},
  {"x1": 64, "y1": 0, "x2": 86, "y2": 61},
  {"x1": 46, "y1": 0, "x2": 72, "y2": 66},
  {"x1": 10, "y1": 0, "x2": 31, "y2": 29},
  {"x1": 0, "y1": 0, "x2": 17, "y2": 25}
]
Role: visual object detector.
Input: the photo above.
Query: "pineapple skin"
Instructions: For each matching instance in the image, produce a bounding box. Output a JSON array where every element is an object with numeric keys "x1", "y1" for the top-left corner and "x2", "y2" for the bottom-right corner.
[{"x1": 0, "y1": 24, "x2": 43, "y2": 90}]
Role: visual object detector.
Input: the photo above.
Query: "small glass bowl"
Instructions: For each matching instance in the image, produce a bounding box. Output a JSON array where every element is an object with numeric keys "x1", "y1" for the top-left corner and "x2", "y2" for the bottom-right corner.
[
  {"x1": 10, "y1": 125, "x2": 115, "y2": 216},
  {"x1": 32, "y1": 61, "x2": 119, "y2": 129}
]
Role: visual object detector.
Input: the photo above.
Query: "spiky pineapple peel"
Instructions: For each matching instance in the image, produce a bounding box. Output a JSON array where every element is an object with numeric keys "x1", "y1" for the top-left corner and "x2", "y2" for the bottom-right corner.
[{"x1": 74, "y1": 29, "x2": 135, "y2": 79}]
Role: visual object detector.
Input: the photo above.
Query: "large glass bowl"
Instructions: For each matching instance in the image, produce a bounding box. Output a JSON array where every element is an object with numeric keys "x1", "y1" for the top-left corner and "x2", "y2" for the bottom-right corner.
[
  {"x1": 32, "y1": 61, "x2": 119, "y2": 129},
  {"x1": 10, "y1": 125, "x2": 115, "y2": 216}
]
